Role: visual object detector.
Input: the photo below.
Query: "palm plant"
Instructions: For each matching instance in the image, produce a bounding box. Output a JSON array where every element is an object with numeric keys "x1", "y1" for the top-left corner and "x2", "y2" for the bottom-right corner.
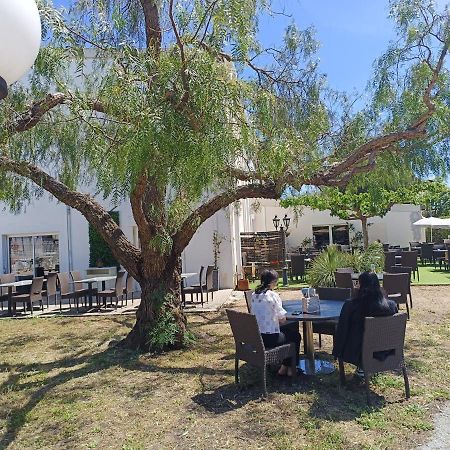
[{"x1": 308, "y1": 243, "x2": 384, "y2": 287}]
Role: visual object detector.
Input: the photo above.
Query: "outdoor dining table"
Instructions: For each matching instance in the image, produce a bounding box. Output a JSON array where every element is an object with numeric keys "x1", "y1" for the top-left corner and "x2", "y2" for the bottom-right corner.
[
  {"x1": 73, "y1": 276, "x2": 117, "y2": 309},
  {"x1": 351, "y1": 272, "x2": 383, "y2": 281},
  {"x1": 282, "y1": 299, "x2": 345, "y2": 375},
  {"x1": 0, "y1": 279, "x2": 33, "y2": 315}
]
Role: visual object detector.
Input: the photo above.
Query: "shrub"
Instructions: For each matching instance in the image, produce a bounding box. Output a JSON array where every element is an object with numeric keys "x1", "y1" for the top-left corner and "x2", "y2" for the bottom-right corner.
[{"x1": 308, "y1": 243, "x2": 384, "y2": 287}]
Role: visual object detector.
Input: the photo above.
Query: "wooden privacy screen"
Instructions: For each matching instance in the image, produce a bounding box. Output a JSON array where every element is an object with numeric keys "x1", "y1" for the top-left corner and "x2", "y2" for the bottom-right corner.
[{"x1": 240, "y1": 232, "x2": 284, "y2": 270}]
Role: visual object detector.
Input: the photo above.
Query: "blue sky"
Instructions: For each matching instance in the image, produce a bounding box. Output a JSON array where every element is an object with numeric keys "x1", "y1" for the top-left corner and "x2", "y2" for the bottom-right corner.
[{"x1": 53, "y1": 0, "x2": 401, "y2": 95}]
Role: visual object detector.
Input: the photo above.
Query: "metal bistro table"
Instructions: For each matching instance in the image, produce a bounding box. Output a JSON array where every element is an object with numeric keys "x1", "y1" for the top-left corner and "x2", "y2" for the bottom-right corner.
[
  {"x1": 74, "y1": 276, "x2": 117, "y2": 309},
  {"x1": 0, "y1": 279, "x2": 33, "y2": 315},
  {"x1": 282, "y1": 299, "x2": 344, "y2": 375}
]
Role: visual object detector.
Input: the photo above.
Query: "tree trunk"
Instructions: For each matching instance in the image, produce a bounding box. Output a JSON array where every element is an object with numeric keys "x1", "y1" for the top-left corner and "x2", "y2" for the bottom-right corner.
[
  {"x1": 361, "y1": 216, "x2": 369, "y2": 249},
  {"x1": 121, "y1": 264, "x2": 187, "y2": 352}
]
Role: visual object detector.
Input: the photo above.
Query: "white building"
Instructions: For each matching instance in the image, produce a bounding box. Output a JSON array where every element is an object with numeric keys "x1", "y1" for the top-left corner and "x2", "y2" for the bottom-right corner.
[{"x1": 0, "y1": 192, "x2": 424, "y2": 288}]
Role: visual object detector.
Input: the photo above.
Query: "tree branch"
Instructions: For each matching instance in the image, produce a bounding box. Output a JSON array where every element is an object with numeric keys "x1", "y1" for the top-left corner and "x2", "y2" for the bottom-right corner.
[
  {"x1": 0, "y1": 156, "x2": 142, "y2": 279},
  {"x1": 172, "y1": 182, "x2": 279, "y2": 253},
  {"x1": 139, "y1": 0, "x2": 162, "y2": 54}
]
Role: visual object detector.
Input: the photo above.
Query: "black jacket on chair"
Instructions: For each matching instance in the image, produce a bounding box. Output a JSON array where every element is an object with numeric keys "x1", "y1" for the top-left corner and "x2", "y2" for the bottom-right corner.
[{"x1": 332, "y1": 297, "x2": 398, "y2": 366}]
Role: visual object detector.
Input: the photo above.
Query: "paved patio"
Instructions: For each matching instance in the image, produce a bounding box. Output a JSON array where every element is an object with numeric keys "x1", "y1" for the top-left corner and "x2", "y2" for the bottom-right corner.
[{"x1": 0, "y1": 288, "x2": 242, "y2": 318}]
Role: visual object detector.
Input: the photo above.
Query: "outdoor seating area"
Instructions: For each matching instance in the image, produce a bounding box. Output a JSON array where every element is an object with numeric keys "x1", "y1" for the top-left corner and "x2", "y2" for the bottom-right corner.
[
  {"x1": 0, "y1": 270, "x2": 137, "y2": 316},
  {"x1": 1, "y1": 0, "x2": 450, "y2": 448}
]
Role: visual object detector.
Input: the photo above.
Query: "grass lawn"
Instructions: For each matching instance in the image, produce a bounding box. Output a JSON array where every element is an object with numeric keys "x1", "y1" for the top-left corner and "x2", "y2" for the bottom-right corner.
[
  {"x1": 0, "y1": 286, "x2": 449, "y2": 449},
  {"x1": 249, "y1": 264, "x2": 450, "y2": 291}
]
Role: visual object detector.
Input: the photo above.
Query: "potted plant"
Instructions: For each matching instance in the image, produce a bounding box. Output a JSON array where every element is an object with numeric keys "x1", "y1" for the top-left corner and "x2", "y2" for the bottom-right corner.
[
  {"x1": 300, "y1": 237, "x2": 313, "y2": 252},
  {"x1": 212, "y1": 231, "x2": 224, "y2": 290}
]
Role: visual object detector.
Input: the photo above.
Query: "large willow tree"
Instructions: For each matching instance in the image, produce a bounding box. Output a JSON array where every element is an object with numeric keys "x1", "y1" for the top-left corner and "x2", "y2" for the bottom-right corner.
[{"x1": 0, "y1": 0, "x2": 449, "y2": 350}]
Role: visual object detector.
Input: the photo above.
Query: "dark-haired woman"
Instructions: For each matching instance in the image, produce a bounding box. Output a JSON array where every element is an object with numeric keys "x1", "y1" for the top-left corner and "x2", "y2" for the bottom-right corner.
[
  {"x1": 251, "y1": 269, "x2": 301, "y2": 376},
  {"x1": 332, "y1": 271, "x2": 398, "y2": 374}
]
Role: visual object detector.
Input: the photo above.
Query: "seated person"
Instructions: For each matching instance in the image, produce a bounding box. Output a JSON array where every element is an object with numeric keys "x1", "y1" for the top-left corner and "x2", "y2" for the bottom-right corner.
[
  {"x1": 332, "y1": 271, "x2": 398, "y2": 374},
  {"x1": 251, "y1": 269, "x2": 301, "y2": 377}
]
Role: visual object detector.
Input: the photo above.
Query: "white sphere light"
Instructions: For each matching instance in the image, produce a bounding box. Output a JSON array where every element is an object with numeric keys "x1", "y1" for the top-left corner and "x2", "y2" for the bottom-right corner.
[{"x1": 0, "y1": 0, "x2": 42, "y2": 99}]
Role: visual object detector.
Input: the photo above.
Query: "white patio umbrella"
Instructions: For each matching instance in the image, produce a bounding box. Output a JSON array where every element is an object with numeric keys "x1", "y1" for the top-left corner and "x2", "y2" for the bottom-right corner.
[{"x1": 412, "y1": 217, "x2": 450, "y2": 241}]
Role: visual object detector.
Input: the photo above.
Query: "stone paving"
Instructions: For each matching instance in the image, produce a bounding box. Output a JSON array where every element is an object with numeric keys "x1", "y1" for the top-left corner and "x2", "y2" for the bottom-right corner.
[
  {"x1": 417, "y1": 403, "x2": 450, "y2": 450},
  {"x1": 0, "y1": 288, "x2": 242, "y2": 318}
]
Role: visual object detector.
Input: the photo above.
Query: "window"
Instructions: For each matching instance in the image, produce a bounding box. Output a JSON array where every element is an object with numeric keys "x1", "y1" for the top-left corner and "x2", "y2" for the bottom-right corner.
[
  {"x1": 312, "y1": 226, "x2": 330, "y2": 249},
  {"x1": 9, "y1": 234, "x2": 59, "y2": 275},
  {"x1": 312, "y1": 225, "x2": 349, "y2": 249},
  {"x1": 332, "y1": 225, "x2": 350, "y2": 246}
]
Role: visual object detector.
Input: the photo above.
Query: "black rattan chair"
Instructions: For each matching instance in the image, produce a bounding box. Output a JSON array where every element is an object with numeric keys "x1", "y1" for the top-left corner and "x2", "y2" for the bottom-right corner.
[
  {"x1": 339, "y1": 313, "x2": 410, "y2": 405},
  {"x1": 290, "y1": 254, "x2": 306, "y2": 282},
  {"x1": 383, "y1": 273, "x2": 410, "y2": 319},
  {"x1": 314, "y1": 287, "x2": 352, "y2": 348},
  {"x1": 226, "y1": 309, "x2": 297, "y2": 397}
]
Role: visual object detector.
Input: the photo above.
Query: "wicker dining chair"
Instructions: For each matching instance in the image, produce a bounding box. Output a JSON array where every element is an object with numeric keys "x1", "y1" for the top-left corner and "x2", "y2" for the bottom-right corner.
[
  {"x1": 97, "y1": 271, "x2": 126, "y2": 308},
  {"x1": 58, "y1": 272, "x2": 86, "y2": 311},
  {"x1": 182, "y1": 266, "x2": 205, "y2": 306},
  {"x1": 383, "y1": 273, "x2": 410, "y2": 319},
  {"x1": 42, "y1": 272, "x2": 58, "y2": 308},
  {"x1": 334, "y1": 272, "x2": 354, "y2": 289},
  {"x1": 420, "y1": 243, "x2": 434, "y2": 265},
  {"x1": 339, "y1": 313, "x2": 410, "y2": 405},
  {"x1": 244, "y1": 290, "x2": 253, "y2": 313},
  {"x1": 290, "y1": 254, "x2": 306, "y2": 282},
  {"x1": 400, "y1": 251, "x2": 419, "y2": 281},
  {"x1": 387, "y1": 266, "x2": 413, "y2": 308},
  {"x1": 123, "y1": 273, "x2": 136, "y2": 305},
  {"x1": 191, "y1": 265, "x2": 215, "y2": 302},
  {"x1": 0, "y1": 273, "x2": 16, "y2": 310},
  {"x1": 314, "y1": 287, "x2": 352, "y2": 348},
  {"x1": 384, "y1": 252, "x2": 397, "y2": 272},
  {"x1": 11, "y1": 277, "x2": 44, "y2": 315},
  {"x1": 226, "y1": 309, "x2": 297, "y2": 397}
]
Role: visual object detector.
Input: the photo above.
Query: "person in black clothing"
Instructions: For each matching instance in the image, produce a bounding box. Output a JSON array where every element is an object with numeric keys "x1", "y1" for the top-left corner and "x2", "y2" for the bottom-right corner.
[{"x1": 332, "y1": 271, "x2": 398, "y2": 371}]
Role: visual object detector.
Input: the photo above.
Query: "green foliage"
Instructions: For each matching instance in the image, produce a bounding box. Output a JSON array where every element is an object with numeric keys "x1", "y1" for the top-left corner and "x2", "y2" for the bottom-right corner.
[
  {"x1": 308, "y1": 243, "x2": 384, "y2": 287},
  {"x1": 283, "y1": 155, "x2": 420, "y2": 221},
  {"x1": 147, "y1": 309, "x2": 180, "y2": 353},
  {"x1": 88, "y1": 211, "x2": 120, "y2": 267}
]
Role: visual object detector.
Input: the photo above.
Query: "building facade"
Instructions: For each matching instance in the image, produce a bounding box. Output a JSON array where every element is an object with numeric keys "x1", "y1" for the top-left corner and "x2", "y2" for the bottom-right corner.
[{"x1": 0, "y1": 193, "x2": 424, "y2": 288}]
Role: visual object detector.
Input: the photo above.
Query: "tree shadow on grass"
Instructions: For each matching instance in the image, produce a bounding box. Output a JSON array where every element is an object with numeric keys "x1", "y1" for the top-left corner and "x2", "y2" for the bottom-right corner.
[
  {"x1": 191, "y1": 359, "x2": 388, "y2": 422},
  {"x1": 0, "y1": 344, "x2": 240, "y2": 449}
]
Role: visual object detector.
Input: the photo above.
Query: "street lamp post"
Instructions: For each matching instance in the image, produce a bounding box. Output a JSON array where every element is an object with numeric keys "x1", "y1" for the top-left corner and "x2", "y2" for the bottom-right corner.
[
  {"x1": 0, "y1": 0, "x2": 42, "y2": 100},
  {"x1": 274, "y1": 214, "x2": 291, "y2": 286}
]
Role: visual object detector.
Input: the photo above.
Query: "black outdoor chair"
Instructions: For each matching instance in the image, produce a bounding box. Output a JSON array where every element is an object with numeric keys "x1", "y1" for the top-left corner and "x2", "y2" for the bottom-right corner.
[
  {"x1": 314, "y1": 287, "x2": 352, "y2": 348},
  {"x1": 334, "y1": 272, "x2": 353, "y2": 289},
  {"x1": 191, "y1": 265, "x2": 215, "y2": 302},
  {"x1": 290, "y1": 254, "x2": 306, "y2": 282},
  {"x1": 182, "y1": 266, "x2": 205, "y2": 307},
  {"x1": 420, "y1": 243, "x2": 434, "y2": 265},
  {"x1": 384, "y1": 252, "x2": 397, "y2": 272},
  {"x1": 226, "y1": 309, "x2": 297, "y2": 397},
  {"x1": 400, "y1": 251, "x2": 419, "y2": 281},
  {"x1": 387, "y1": 266, "x2": 413, "y2": 309},
  {"x1": 383, "y1": 273, "x2": 410, "y2": 319},
  {"x1": 338, "y1": 313, "x2": 410, "y2": 405}
]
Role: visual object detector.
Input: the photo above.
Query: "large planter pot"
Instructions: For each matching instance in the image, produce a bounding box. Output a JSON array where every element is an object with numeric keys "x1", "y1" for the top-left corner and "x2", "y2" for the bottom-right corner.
[{"x1": 212, "y1": 269, "x2": 220, "y2": 291}]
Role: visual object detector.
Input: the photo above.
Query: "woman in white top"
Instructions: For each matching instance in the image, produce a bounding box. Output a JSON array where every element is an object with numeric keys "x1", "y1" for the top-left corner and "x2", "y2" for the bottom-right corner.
[{"x1": 252, "y1": 269, "x2": 301, "y2": 377}]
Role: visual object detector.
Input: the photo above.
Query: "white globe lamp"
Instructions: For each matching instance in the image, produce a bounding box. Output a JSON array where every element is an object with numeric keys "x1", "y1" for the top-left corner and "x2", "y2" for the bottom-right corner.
[{"x1": 0, "y1": 0, "x2": 42, "y2": 99}]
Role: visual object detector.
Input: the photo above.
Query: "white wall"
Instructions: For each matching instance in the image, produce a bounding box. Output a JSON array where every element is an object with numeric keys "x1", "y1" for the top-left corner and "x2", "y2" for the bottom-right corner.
[
  {"x1": 0, "y1": 193, "x2": 238, "y2": 288},
  {"x1": 244, "y1": 199, "x2": 425, "y2": 249},
  {"x1": 181, "y1": 206, "x2": 237, "y2": 288}
]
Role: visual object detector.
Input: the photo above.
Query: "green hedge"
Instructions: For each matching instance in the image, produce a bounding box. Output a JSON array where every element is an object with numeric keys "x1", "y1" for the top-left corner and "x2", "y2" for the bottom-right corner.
[{"x1": 89, "y1": 211, "x2": 120, "y2": 268}]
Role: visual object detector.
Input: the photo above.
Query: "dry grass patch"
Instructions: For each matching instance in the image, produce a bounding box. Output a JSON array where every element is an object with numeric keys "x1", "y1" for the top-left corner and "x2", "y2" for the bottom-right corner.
[{"x1": 0, "y1": 286, "x2": 449, "y2": 449}]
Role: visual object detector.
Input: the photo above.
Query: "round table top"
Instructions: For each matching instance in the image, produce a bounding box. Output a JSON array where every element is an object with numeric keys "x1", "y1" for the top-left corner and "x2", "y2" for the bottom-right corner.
[
  {"x1": 282, "y1": 299, "x2": 344, "y2": 322},
  {"x1": 351, "y1": 272, "x2": 383, "y2": 281}
]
